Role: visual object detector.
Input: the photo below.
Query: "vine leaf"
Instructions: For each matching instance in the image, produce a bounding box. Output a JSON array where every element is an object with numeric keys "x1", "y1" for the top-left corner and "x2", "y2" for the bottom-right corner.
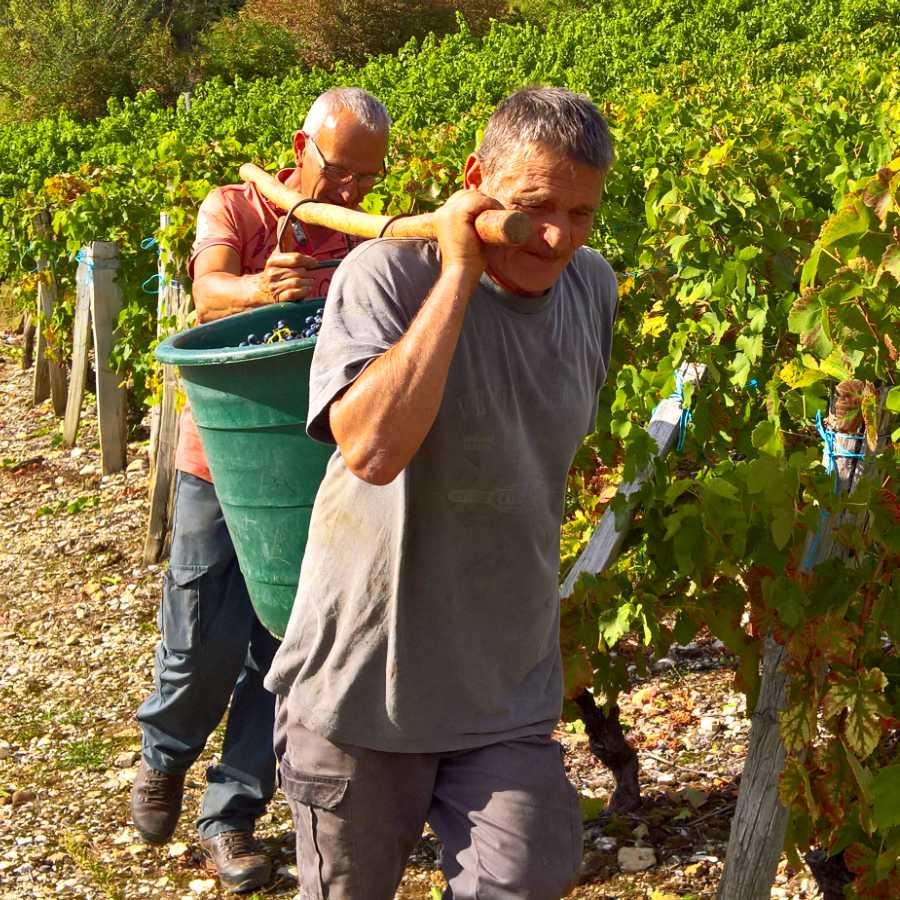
[
  {"x1": 879, "y1": 243, "x2": 900, "y2": 285},
  {"x1": 871, "y1": 765, "x2": 900, "y2": 830},
  {"x1": 823, "y1": 669, "x2": 889, "y2": 759},
  {"x1": 779, "y1": 756, "x2": 818, "y2": 819},
  {"x1": 779, "y1": 690, "x2": 817, "y2": 752},
  {"x1": 819, "y1": 197, "x2": 870, "y2": 247}
]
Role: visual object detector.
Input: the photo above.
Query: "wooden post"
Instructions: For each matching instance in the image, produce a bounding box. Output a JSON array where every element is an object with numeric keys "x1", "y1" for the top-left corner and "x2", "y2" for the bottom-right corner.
[
  {"x1": 62, "y1": 250, "x2": 94, "y2": 447},
  {"x1": 148, "y1": 215, "x2": 169, "y2": 468},
  {"x1": 21, "y1": 313, "x2": 35, "y2": 370},
  {"x1": 143, "y1": 271, "x2": 189, "y2": 564},
  {"x1": 717, "y1": 386, "x2": 895, "y2": 900},
  {"x1": 31, "y1": 211, "x2": 66, "y2": 412},
  {"x1": 561, "y1": 361, "x2": 707, "y2": 597},
  {"x1": 89, "y1": 241, "x2": 127, "y2": 474}
]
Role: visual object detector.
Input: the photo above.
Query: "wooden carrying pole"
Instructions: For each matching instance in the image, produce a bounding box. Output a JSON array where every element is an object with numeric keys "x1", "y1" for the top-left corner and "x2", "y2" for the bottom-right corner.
[
  {"x1": 717, "y1": 385, "x2": 896, "y2": 900},
  {"x1": 239, "y1": 163, "x2": 532, "y2": 247}
]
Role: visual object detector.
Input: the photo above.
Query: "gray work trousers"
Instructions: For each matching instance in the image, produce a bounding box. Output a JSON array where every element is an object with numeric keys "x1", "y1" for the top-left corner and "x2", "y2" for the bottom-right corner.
[
  {"x1": 275, "y1": 703, "x2": 584, "y2": 899},
  {"x1": 136, "y1": 472, "x2": 280, "y2": 839}
]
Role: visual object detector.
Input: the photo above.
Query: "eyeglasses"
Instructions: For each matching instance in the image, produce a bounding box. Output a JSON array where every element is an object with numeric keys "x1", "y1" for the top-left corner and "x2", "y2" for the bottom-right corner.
[{"x1": 305, "y1": 134, "x2": 385, "y2": 191}]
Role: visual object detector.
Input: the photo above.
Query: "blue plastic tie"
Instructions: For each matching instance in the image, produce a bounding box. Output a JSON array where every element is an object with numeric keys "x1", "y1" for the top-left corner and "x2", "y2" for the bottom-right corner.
[
  {"x1": 670, "y1": 371, "x2": 693, "y2": 452},
  {"x1": 814, "y1": 408, "x2": 865, "y2": 476},
  {"x1": 748, "y1": 378, "x2": 759, "y2": 389},
  {"x1": 800, "y1": 409, "x2": 867, "y2": 571},
  {"x1": 652, "y1": 371, "x2": 692, "y2": 452},
  {"x1": 141, "y1": 272, "x2": 167, "y2": 295},
  {"x1": 140, "y1": 236, "x2": 158, "y2": 251}
]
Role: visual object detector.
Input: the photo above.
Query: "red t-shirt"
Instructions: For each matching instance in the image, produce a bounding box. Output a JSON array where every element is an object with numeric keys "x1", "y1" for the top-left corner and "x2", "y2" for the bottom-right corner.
[{"x1": 176, "y1": 169, "x2": 355, "y2": 483}]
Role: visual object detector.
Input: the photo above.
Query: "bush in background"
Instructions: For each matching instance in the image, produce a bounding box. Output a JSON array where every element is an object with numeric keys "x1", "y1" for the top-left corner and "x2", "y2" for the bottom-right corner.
[{"x1": 241, "y1": 0, "x2": 507, "y2": 67}]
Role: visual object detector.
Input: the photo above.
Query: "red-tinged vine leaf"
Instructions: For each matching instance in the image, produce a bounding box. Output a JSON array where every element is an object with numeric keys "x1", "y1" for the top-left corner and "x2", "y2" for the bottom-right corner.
[
  {"x1": 786, "y1": 615, "x2": 857, "y2": 669},
  {"x1": 844, "y1": 842, "x2": 876, "y2": 877},
  {"x1": 813, "y1": 743, "x2": 856, "y2": 829},
  {"x1": 780, "y1": 757, "x2": 818, "y2": 819},
  {"x1": 871, "y1": 765, "x2": 900, "y2": 831},
  {"x1": 779, "y1": 691, "x2": 817, "y2": 752},
  {"x1": 823, "y1": 669, "x2": 890, "y2": 759},
  {"x1": 844, "y1": 841, "x2": 897, "y2": 899}
]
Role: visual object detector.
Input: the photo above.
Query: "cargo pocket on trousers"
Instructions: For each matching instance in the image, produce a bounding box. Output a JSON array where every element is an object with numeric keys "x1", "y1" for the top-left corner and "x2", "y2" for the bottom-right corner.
[
  {"x1": 280, "y1": 759, "x2": 354, "y2": 900},
  {"x1": 161, "y1": 564, "x2": 207, "y2": 653}
]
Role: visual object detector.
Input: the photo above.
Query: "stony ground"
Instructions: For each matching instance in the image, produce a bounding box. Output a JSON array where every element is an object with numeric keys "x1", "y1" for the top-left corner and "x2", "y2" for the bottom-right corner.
[{"x1": 0, "y1": 332, "x2": 824, "y2": 899}]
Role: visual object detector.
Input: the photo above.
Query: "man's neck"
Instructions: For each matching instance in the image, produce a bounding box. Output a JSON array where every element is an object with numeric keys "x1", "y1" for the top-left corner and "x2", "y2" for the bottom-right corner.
[{"x1": 485, "y1": 266, "x2": 547, "y2": 298}]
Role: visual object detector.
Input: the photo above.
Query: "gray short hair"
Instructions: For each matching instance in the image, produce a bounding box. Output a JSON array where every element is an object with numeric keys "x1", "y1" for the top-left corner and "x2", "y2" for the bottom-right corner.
[
  {"x1": 477, "y1": 87, "x2": 614, "y2": 176},
  {"x1": 302, "y1": 87, "x2": 391, "y2": 137}
]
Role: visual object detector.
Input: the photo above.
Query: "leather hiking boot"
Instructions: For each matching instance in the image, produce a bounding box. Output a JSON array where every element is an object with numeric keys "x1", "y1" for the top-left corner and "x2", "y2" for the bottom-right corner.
[
  {"x1": 200, "y1": 830, "x2": 272, "y2": 894},
  {"x1": 130, "y1": 758, "x2": 185, "y2": 844}
]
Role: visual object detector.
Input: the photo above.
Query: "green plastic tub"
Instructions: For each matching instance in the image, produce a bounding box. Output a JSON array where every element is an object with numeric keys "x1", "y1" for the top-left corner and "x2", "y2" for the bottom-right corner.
[{"x1": 155, "y1": 296, "x2": 333, "y2": 638}]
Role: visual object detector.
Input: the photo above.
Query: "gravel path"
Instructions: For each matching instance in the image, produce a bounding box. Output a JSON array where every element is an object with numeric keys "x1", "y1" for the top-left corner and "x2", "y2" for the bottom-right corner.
[{"x1": 0, "y1": 334, "x2": 820, "y2": 899}]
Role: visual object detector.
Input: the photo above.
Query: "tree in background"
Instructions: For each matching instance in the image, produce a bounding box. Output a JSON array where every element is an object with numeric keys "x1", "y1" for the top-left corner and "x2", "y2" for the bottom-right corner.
[
  {"x1": 240, "y1": 0, "x2": 506, "y2": 67},
  {"x1": 0, "y1": 0, "x2": 235, "y2": 121}
]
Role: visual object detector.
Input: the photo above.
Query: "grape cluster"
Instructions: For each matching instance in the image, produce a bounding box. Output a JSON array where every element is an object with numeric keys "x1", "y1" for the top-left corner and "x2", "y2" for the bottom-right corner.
[{"x1": 238, "y1": 312, "x2": 323, "y2": 348}]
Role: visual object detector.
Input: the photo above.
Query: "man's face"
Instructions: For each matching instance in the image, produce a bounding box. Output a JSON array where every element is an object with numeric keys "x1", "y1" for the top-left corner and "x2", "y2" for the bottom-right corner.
[
  {"x1": 294, "y1": 107, "x2": 388, "y2": 209},
  {"x1": 465, "y1": 144, "x2": 605, "y2": 295}
]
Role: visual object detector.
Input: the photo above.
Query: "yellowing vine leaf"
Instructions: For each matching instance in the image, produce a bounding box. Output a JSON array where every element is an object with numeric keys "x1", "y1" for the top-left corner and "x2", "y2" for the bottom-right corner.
[
  {"x1": 823, "y1": 670, "x2": 889, "y2": 759},
  {"x1": 779, "y1": 693, "x2": 817, "y2": 752}
]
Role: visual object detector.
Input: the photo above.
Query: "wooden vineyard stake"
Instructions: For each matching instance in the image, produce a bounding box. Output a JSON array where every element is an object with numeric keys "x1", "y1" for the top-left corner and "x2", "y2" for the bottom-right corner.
[
  {"x1": 144, "y1": 261, "x2": 190, "y2": 564},
  {"x1": 717, "y1": 384, "x2": 896, "y2": 900},
  {"x1": 561, "y1": 361, "x2": 707, "y2": 598},
  {"x1": 21, "y1": 313, "x2": 34, "y2": 370},
  {"x1": 31, "y1": 210, "x2": 67, "y2": 413},
  {"x1": 62, "y1": 250, "x2": 94, "y2": 447},
  {"x1": 88, "y1": 241, "x2": 127, "y2": 474}
]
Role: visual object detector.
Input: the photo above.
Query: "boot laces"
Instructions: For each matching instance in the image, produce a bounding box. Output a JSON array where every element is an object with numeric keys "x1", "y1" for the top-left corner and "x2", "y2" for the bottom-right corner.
[
  {"x1": 142, "y1": 768, "x2": 178, "y2": 804},
  {"x1": 220, "y1": 830, "x2": 259, "y2": 859}
]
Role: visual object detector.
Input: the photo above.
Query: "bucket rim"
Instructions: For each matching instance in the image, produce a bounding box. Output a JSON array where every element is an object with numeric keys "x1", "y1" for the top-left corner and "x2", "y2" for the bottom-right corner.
[{"x1": 155, "y1": 299, "x2": 324, "y2": 367}]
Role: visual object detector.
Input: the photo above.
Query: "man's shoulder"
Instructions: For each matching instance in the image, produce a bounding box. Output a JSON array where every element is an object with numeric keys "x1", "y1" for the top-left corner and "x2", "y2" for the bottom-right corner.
[
  {"x1": 570, "y1": 246, "x2": 616, "y2": 288},
  {"x1": 564, "y1": 247, "x2": 618, "y2": 312},
  {"x1": 199, "y1": 181, "x2": 255, "y2": 215},
  {"x1": 336, "y1": 238, "x2": 440, "y2": 289}
]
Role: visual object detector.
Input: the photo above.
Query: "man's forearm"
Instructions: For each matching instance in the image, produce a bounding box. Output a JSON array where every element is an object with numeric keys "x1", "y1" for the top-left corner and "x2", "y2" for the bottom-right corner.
[
  {"x1": 331, "y1": 264, "x2": 480, "y2": 485},
  {"x1": 192, "y1": 272, "x2": 268, "y2": 323}
]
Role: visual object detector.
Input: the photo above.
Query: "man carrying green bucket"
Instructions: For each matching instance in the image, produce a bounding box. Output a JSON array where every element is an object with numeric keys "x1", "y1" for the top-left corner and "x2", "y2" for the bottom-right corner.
[
  {"x1": 266, "y1": 86, "x2": 617, "y2": 898},
  {"x1": 131, "y1": 87, "x2": 390, "y2": 893}
]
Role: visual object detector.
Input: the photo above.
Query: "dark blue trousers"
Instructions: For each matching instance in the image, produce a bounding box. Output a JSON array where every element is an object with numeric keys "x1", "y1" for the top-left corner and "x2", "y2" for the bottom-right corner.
[{"x1": 136, "y1": 472, "x2": 280, "y2": 839}]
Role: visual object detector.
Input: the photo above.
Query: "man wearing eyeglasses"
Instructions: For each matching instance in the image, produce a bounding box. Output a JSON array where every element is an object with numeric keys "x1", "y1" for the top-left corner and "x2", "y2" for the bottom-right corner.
[{"x1": 131, "y1": 87, "x2": 390, "y2": 894}]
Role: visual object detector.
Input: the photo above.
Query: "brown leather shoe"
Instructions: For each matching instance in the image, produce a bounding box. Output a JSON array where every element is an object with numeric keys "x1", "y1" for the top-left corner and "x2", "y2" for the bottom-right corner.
[
  {"x1": 200, "y1": 830, "x2": 272, "y2": 894},
  {"x1": 130, "y1": 758, "x2": 185, "y2": 844}
]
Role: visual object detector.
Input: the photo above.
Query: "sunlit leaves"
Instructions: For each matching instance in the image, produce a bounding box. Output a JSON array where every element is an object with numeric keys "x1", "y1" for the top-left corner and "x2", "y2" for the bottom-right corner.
[{"x1": 823, "y1": 670, "x2": 890, "y2": 759}]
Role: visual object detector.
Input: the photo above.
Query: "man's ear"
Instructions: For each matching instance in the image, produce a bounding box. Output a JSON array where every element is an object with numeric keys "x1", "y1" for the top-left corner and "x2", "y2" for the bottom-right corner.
[
  {"x1": 463, "y1": 153, "x2": 483, "y2": 190},
  {"x1": 292, "y1": 131, "x2": 307, "y2": 166}
]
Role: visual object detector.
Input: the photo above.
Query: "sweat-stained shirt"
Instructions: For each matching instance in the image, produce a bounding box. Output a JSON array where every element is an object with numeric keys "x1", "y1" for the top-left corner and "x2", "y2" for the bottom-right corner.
[
  {"x1": 265, "y1": 238, "x2": 618, "y2": 753},
  {"x1": 176, "y1": 168, "x2": 356, "y2": 483}
]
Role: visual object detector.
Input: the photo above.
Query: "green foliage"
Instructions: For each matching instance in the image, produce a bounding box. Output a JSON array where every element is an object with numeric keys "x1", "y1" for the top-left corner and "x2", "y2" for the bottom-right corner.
[
  {"x1": 0, "y1": 2, "x2": 898, "y2": 889},
  {"x1": 197, "y1": 15, "x2": 299, "y2": 83}
]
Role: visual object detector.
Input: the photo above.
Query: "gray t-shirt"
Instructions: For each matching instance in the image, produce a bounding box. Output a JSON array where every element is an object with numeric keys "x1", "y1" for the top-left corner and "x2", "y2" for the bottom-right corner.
[{"x1": 265, "y1": 238, "x2": 618, "y2": 752}]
